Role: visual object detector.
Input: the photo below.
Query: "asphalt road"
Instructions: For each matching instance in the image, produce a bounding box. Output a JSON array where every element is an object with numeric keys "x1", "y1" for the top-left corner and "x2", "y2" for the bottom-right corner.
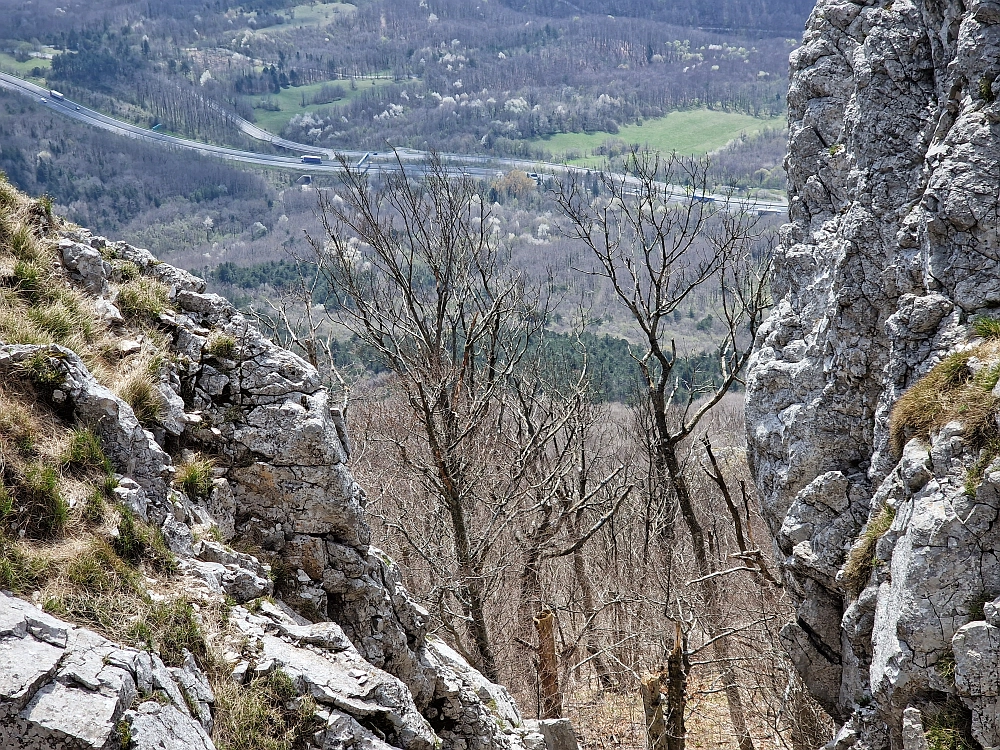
[{"x1": 0, "y1": 72, "x2": 788, "y2": 214}]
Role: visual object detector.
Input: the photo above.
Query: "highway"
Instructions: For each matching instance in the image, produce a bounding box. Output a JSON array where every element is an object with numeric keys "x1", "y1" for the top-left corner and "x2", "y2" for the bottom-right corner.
[{"x1": 0, "y1": 72, "x2": 787, "y2": 214}]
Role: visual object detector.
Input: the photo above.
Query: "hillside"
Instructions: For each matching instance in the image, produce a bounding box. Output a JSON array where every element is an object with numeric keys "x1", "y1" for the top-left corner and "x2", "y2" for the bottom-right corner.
[{"x1": 0, "y1": 178, "x2": 555, "y2": 749}]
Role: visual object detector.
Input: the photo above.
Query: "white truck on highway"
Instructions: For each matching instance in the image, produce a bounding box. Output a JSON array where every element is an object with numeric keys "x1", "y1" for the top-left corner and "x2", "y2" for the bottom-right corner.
[{"x1": 49, "y1": 90, "x2": 64, "y2": 101}]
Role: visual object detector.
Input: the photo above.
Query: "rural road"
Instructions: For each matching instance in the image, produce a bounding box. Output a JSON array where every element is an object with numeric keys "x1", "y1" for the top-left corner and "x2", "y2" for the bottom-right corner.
[{"x1": 0, "y1": 72, "x2": 788, "y2": 214}]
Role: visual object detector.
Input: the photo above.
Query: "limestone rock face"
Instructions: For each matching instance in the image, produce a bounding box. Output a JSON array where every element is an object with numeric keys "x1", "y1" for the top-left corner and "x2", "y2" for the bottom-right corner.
[
  {"x1": 0, "y1": 591, "x2": 213, "y2": 750},
  {"x1": 747, "y1": 0, "x2": 1000, "y2": 746},
  {"x1": 1, "y1": 226, "x2": 552, "y2": 750}
]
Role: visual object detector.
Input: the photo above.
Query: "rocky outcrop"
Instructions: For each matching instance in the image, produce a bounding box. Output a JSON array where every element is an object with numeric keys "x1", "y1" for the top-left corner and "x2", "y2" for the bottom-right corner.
[
  {"x1": 0, "y1": 591, "x2": 214, "y2": 750},
  {"x1": 2, "y1": 225, "x2": 553, "y2": 750},
  {"x1": 747, "y1": 0, "x2": 1000, "y2": 747}
]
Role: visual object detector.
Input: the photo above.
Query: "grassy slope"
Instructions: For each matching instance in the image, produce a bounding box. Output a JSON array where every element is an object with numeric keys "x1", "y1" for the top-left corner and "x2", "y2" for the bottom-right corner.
[
  {"x1": 529, "y1": 109, "x2": 782, "y2": 165},
  {"x1": 0, "y1": 52, "x2": 52, "y2": 77},
  {"x1": 281, "y1": 2, "x2": 356, "y2": 26},
  {"x1": 249, "y1": 77, "x2": 393, "y2": 133}
]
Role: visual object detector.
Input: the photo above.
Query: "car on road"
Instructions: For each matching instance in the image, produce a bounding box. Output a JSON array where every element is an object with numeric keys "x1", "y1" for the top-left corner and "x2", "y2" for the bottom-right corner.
[{"x1": 39, "y1": 98, "x2": 46, "y2": 103}]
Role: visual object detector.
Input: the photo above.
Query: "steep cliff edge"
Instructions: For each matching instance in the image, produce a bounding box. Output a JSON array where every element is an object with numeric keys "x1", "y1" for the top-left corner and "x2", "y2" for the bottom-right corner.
[
  {"x1": 747, "y1": 1, "x2": 1000, "y2": 748},
  {"x1": 0, "y1": 183, "x2": 567, "y2": 750}
]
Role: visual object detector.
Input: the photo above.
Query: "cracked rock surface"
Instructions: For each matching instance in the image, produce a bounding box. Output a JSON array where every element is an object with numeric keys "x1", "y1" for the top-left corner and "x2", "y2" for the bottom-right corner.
[
  {"x1": 746, "y1": 0, "x2": 1000, "y2": 747},
  {"x1": 0, "y1": 591, "x2": 214, "y2": 750}
]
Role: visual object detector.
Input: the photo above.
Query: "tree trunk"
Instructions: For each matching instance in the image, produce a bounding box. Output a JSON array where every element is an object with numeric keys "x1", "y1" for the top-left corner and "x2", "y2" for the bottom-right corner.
[
  {"x1": 712, "y1": 636, "x2": 754, "y2": 750},
  {"x1": 446, "y1": 494, "x2": 498, "y2": 682},
  {"x1": 662, "y1": 445, "x2": 756, "y2": 750},
  {"x1": 571, "y1": 518, "x2": 615, "y2": 691},
  {"x1": 641, "y1": 671, "x2": 669, "y2": 750},
  {"x1": 665, "y1": 624, "x2": 687, "y2": 750},
  {"x1": 572, "y1": 537, "x2": 616, "y2": 691},
  {"x1": 534, "y1": 610, "x2": 563, "y2": 719}
]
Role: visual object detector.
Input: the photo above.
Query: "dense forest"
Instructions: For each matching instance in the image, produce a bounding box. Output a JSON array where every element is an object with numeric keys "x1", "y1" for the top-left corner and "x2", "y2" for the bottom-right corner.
[{"x1": 1, "y1": 0, "x2": 802, "y2": 156}]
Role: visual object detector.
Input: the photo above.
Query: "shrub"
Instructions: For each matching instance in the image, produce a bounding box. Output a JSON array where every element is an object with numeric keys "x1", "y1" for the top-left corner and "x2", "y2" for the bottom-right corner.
[
  {"x1": 176, "y1": 456, "x2": 216, "y2": 500},
  {"x1": 116, "y1": 277, "x2": 170, "y2": 321},
  {"x1": 63, "y1": 428, "x2": 112, "y2": 475},
  {"x1": 117, "y1": 369, "x2": 164, "y2": 428},
  {"x1": 211, "y1": 670, "x2": 323, "y2": 750},
  {"x1": 842, "y1": 504, "x2": 895, "y2": 594},
  {"x1": 18, "y1": 463, "x2": 68, "y2": 538},
  {"x1": 205, "y1": 333, "x2": 237, "y2": 359}
]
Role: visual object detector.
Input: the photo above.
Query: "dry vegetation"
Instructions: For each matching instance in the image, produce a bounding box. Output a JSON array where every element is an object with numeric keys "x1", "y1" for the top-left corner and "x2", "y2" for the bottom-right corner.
[
  {"x1": 889, "y1": 321, "x2": 1000, "y2": 498},
  {"x1": 889, "y1": 339, "x2": 1000, "y2": 456},
  {"x1": 841, "y1": 504, "x2": 895, "y2": 595},
  {"x1": 352, "y1": 388, "x2": 829, "y2": 750}
]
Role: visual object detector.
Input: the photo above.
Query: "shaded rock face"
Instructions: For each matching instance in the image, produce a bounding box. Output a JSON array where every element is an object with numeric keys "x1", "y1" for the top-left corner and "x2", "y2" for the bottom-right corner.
[
  {"x1": 2, "y1": 226, "x2": 549, "y2": 749},
  {"x1": 747, "y1": 0, "x2": 1000, "y2": 747}
]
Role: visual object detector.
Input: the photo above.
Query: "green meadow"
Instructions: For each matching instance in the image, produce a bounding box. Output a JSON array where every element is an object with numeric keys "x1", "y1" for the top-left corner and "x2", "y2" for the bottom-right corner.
[
  {"x1": 248, "y1": 77, "x2": 393, "y2": 133},
  {"x1": 529, "y1": 109, "x2": 783, "y2": 166}
]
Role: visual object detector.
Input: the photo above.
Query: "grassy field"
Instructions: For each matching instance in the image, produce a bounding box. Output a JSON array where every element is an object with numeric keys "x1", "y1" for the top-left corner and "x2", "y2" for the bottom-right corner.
[
  {"x1": 281, "y1": 2, "x2": 356, "y2": 26},
  {"x1": 248, "y1": 78, "x2": 393, "y2": 133},
  {"x1": 529, "y1": 109, "x2": 782, "y2": 166},
  {"x1": 0, "y1": 52, "x2": 52, "y2": 78}
]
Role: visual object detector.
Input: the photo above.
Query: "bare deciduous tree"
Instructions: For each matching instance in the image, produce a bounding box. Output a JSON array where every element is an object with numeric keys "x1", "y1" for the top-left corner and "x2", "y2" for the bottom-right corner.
[{"x1": 554, "y1": 150, "x2": 773, "y2": 750}]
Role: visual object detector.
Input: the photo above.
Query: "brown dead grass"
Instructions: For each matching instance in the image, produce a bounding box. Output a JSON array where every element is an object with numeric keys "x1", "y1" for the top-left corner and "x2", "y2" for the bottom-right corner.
[
  {"x1": 0, "y1": 181, "x2": 119, "y2": 383},
  {"x1": 841, "y1": 504, "x2": 895, "y2": 595},
  {"x1": 889, "y1": 342, "x2": 1000, "y2": 456}
]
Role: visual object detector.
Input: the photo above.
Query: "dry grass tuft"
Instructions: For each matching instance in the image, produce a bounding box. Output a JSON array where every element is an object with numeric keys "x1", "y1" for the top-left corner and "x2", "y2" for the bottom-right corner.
[
  {"x1": 112, "y1": 353, "x2": 166, "y2": 428},
  {"x1": 116, "y1": 277, "x2": 170, "y2": 322},
  {"x1": 210, "y1": 670, "x2": 324, "y2": 750},
  {"x1": 176, "y1": 455, "x2": 216, "y2": 500},
  {"x1": 842, "y1": 504, "x2": 895, "y2": 595},
  {"x1": 0, "y1": 179, "x2": 116, "y2": 380},
  {"x1": 973, "y1": 315, "x2": 1000, "y2": 341},
  {"x1": 889, "y1": 342, "x2": 1000, "y2": 456},
  {"x1": 924, "y1": 700, "x2": 977, "y2": 750},
  {"x1": 62, "y1": 427, "x2": 112, "y2": 475},
  {"x1": 111, "y1": 506, "x2": 177, "y2": 574},
  {"x1": 205, "y1": 332, "x2": 237, "y2": 360}
]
